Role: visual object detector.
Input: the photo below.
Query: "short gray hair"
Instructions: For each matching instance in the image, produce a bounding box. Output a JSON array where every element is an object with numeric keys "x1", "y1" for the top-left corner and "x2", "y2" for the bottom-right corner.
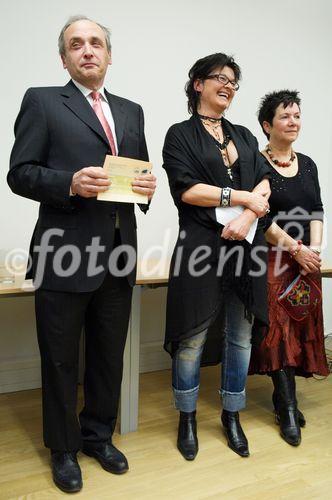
[{"x1": 58, "y1": 15, "x2": 111, "y2": 56}]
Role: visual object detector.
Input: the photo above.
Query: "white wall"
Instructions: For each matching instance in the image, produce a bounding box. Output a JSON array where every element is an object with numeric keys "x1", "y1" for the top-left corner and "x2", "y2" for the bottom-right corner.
[{"x1": 1, "y1": 0, "x2": 331, "y2": 391}]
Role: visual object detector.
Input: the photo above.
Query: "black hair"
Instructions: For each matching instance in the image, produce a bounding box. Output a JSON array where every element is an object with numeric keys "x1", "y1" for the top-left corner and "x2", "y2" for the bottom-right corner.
[
  {"x1": 185, "y1": 53, "x2": 241, "y2": 115},
  {"x1": 258, "y1": 89, "x2": 301, "y2": 139}
]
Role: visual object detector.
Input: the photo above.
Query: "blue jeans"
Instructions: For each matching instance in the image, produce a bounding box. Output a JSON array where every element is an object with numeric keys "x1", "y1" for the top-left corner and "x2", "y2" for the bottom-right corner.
[{"x1": 172, "y1": 290, "x2": 252, "y2": 412}]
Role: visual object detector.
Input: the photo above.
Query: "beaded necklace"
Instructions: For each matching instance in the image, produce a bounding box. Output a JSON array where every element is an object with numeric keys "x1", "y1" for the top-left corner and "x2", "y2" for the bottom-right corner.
[
  {"x1": 200, "y1": 117, "x2": 233, "y2": 180},
  {"x1": 266, "y1": 145, "x2": 295, "y2": 168}
]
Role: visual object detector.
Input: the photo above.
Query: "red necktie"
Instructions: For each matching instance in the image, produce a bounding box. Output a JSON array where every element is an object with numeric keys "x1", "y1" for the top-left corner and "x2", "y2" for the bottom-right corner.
[{"x1": 91, "y1": 91, "x2": 116, "y2": 155}]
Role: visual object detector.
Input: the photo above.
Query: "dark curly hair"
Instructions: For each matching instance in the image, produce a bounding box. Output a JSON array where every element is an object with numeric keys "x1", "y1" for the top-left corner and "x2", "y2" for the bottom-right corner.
[
  {"x1": 258, "y1": 89, "x2": 301, "y2": 139},
  {"x1": 185, "y1": 53, "x2": 241, "y2": 115}
]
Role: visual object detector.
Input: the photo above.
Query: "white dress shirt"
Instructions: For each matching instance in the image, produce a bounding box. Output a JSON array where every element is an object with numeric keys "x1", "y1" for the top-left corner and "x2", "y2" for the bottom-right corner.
[
  {"x1": 69, "y1": 81, "x2": 120, "y2": 228},
  {"x1": 72, "y1": 79, "x2": 118, "y2": 154}
]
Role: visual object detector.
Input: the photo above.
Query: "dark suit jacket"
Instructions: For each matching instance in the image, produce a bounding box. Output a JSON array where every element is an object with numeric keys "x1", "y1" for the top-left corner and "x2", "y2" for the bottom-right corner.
[{"x1": 8, "y1": 80, "x2": 149, "y2": 291}]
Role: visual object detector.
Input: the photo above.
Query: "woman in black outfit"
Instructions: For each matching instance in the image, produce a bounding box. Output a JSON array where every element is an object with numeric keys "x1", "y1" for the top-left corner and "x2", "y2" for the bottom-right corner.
[
  {"x1": 249, "y1": 90, "x2": 329, "y2": 446},
  {"x1": 162, "y1": 53, "x2": 271, "y2": 459}
]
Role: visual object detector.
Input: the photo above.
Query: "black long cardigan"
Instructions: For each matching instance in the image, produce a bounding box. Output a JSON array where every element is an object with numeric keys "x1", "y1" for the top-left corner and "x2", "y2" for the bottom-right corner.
[{"x1": 162, "y1": 115, "x2": 271, "y2": 361}]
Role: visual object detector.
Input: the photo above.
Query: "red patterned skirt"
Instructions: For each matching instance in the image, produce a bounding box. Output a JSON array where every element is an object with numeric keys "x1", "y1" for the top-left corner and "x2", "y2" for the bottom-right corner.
[{"x1": 249, "y1": 250, "x2": 329, "y2": 377}]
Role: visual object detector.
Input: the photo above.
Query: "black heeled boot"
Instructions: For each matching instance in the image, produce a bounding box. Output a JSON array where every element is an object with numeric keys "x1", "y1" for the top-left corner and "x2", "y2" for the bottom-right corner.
[
  {"x1": 221, "y1": 410, "x2": 249, "y2": 457},
  {"x1": 177, "y1": 411, "x2": 198, "y2": 460},
  {"x1": 272, "y1": 390, "x2": 306, "y2": 428},
  {"x1": 271, "y1": 368, "x2": 301, "y2": 446},
  {"x1": 288, "y1": 370, "x2": 306, "y2": 427}
]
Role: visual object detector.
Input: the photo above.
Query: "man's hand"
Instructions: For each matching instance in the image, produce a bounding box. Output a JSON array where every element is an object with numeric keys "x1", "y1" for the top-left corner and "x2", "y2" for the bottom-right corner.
[
  {"x1": 71, "y1": 167, "x2": 110, "y2": 198},
  {"x1": 221, "y1": 212, "x2": 255, "y2": 241},
  {"x1": 132, "y1": 173, "x2": 157, "y2": 201}
]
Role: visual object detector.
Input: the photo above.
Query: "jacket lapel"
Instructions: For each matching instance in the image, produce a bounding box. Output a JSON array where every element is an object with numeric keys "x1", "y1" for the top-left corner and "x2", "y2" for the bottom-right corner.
[
  {"x1": 105, "y1": 90, "x2": 127, "y2": 149},
  {"x1": 60, "y1": 80, "x2": 110, "y2": 147}
]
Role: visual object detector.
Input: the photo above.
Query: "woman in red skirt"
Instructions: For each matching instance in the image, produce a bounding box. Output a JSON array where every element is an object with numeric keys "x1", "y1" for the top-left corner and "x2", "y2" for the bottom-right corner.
[{"x1": 249, "y1": 90, "x2": 329, "y2": 446}]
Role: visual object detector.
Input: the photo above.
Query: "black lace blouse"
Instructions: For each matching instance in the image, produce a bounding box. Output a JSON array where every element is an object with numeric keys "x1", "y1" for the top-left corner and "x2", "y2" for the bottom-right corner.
[{"x1": 265, "y1": 153, "x2": 323, "y2": 245}]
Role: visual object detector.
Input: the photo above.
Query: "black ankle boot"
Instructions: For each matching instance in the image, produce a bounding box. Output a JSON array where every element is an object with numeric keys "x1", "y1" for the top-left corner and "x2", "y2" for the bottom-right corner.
[
  {"x1": 271, "y1": 369, "x2": 301, "y2": 446},
  {"x1": 221, "y1": 410, "x2": 249, "y2": 457},
  {"x1": 177, "y1": 411, "x2": 198, "y2": 460}
]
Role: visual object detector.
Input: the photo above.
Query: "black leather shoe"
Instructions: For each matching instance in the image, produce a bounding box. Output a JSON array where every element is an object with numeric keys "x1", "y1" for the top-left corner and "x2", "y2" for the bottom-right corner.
[
  {"x1": 51, "y1": 451, "x2": 82, "y2": 493},
  {"x1": 221, "y1": 410, "x2": 249, "y2": 457},
  {"x1": 271, "y1": 369, "x2": 301, "y2": 446},
  {"x1": 177, "y1": 411, "x2": 198, "y2": 460},
  {"x1": 82, "y1": 442, "x2": 128, "y2": 474}
]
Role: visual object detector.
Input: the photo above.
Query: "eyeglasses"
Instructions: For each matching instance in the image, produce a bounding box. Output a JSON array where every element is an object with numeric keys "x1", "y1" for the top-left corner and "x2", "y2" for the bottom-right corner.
[{"x1": 204, "y1": 73, "x2": 240, "y2": 91}]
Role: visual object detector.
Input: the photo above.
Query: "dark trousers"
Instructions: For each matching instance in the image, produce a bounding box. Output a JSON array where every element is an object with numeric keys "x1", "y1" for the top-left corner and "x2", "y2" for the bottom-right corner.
[{"x1": 35, "y1": 270, "x2": 132, "y2": 451}]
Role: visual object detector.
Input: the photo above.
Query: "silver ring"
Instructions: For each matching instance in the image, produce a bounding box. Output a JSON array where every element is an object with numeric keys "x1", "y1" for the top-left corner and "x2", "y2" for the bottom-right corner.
[{"x1": 266, "y1": 208, "x2": 270, "y2": 214}]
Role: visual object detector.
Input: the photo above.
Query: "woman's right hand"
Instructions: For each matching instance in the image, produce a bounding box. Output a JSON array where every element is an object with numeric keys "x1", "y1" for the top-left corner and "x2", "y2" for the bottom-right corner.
[
  {"x1": 245, "y1": 192, "x2": 270, "y2": 217},
  {"x1": 294, "y1": 245, "x2": 322, "y2": 275}
]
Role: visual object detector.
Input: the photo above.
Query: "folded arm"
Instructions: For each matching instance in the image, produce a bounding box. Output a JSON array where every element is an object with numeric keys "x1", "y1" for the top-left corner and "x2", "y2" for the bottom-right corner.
[
  {"x1": 265, "y1": 221, "x2": 321, "y2": 274},
  {"x1": 221, "y1": 178, "x2": 271, "y2": 240},
  {"x1": 181, "y1": 178, "x2": 270, "y2": 217}
]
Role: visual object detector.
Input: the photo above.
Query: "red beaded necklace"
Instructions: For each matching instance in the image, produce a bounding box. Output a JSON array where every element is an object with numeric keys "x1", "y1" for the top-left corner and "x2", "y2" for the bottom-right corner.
[{"x1": 266, "y1": 145, "x2": 296, "y2": 168}]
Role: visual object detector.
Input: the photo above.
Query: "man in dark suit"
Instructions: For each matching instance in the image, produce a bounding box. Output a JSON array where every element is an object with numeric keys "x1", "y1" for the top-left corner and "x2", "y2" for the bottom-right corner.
[{"x1": 8, "y1": 15, "x2": 156, "y2": 493}]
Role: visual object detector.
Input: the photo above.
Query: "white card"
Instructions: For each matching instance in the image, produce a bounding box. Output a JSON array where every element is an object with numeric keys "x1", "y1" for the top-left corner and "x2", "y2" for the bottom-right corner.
[{"x1": 215, "y1": 205, "x2": 258, "y2": 244}]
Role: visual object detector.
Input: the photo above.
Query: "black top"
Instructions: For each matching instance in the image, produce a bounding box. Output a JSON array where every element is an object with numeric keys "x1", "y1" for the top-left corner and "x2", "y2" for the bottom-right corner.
[
  {"x1": 265, "y1": 153, "x2": 324, "y2": 245},
  {"x1": 228, "y1": 158, "x2": 241, "y2": 189},
  {"x1": 162, "y1": 115, "x2": 271, "y2": 359}
]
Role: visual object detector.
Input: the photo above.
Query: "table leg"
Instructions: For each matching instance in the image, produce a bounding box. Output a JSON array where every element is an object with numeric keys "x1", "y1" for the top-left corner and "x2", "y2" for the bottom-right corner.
[{"x1": 120, "y1": 285, "x2": 141, "y2": 434}]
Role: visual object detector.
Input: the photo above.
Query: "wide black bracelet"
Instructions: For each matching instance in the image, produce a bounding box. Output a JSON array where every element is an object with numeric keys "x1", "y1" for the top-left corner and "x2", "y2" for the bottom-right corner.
[{"x1": 220, "y1": 187, "x2": 231, "y2": 207}]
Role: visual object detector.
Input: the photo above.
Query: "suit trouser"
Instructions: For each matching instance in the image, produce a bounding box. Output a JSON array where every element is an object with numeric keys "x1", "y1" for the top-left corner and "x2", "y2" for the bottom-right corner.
[{"x1": 35, "y1": 269, "x2": 132, "y2": 451}]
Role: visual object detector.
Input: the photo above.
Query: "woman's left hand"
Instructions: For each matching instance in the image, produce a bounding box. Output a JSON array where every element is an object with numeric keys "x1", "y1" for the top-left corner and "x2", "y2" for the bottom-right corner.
[
  {"x1": 294, "y1": 245, "x2": 321, "y2": 275},
  {"x1": 221, "y1": 213, "x2": 254, "y2": 241}
]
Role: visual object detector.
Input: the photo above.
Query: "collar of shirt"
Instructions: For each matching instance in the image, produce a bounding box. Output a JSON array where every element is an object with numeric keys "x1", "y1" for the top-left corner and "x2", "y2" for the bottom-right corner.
[
  {"x1": 71, "y1": 79, "x2": 119, "y2": 157},
  {"x1": 71, "y1": 79, "x2": 108, "y2": 102}
]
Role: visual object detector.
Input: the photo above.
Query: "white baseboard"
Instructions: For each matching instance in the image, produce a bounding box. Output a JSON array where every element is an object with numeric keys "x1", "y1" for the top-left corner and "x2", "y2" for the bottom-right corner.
[
  {"x1": 139, "y1": 340, "x2": 171, "y2": 373},
  {"x1": 0, "y1": 356, "x2": 41, "y2": 393},
  {"x1": 0, "y1": 341, "x2": 170, "y2": 394}
]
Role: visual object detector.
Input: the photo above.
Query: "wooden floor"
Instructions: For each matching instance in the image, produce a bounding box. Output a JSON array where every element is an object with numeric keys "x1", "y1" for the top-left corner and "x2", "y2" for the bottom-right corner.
[{"x1": 0, "y1": 367, "x2": 331, "y2": 500}]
